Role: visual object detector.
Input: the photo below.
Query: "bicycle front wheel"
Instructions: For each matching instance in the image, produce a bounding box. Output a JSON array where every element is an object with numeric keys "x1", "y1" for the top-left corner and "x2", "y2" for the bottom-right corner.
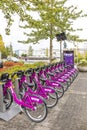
[
  {"x1": 23, "y1": 99, "x2": 47, "y2": 123},
  {"x1": 45, "y1": 87, "x2": 58, "y2": 108},
  {"x1": 3, "y1": 89, "x2": 13, "y2": 109},
  {"x1": 61, "y1": 82, "x2": 68, "y2": 92},
  {"x1": 55, "y1": 86, "x2": 64, "y2": 99}
]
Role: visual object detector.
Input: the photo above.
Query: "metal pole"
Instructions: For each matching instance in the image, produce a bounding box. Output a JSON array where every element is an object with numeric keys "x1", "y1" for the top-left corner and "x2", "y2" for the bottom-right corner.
[
  {"x1": 0, "y1": 83, "x2": 6, "y2": 112},
  {"x1": 14, "y1": 78, "x2": 20, "y2": 98},
  {"x1": 60, "y1": 40, "x2": 62, "y2": 61}
]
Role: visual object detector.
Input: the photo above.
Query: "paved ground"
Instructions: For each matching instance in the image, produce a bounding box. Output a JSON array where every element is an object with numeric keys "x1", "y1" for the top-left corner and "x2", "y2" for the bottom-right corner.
[{"x1": 0, "y1": 72, "x2": 87, "y2": 130}]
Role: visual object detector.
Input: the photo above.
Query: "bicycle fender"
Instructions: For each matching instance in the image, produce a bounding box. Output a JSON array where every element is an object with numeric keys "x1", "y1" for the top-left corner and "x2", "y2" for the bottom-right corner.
[
  {"x1": 43, "y1": 87, "x2": 55, "y2": 93},
  {"x1": 30, "y1": 95, "x2": 43, "y2": 104}
]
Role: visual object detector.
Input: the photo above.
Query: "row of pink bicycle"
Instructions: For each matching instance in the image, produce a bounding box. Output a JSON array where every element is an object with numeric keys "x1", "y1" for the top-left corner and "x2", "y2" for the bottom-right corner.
[{"x1": 1, "y1": 62, "x2": 79, "y2": 122}]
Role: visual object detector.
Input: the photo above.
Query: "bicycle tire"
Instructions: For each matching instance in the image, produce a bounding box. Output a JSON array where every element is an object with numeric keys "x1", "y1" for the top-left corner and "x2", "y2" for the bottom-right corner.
[
  {"x1": 22, "y1": 96, "x2": 48, "y2": 123},
  {"x1": 61, "y1": 76, "x2": 71, "y2": 86},
  {"x1": 55, "y1": 85, "x2": 64, "y2": 99},
  {"x1": 44, "y1": 87, "x2": 58, "y2": 108},
  {"x1": 61, "y1": 82, "x2": 68, "y2": 92},
  {"x1": 54, "y1": 81, "x2": 68, "y2": 92},
  {"x1": 3, "y1": 89, "x2": 13, "y2": 109}
]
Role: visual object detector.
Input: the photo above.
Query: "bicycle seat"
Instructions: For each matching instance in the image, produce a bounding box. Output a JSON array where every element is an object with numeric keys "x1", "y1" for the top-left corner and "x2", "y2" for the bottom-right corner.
[
  {"x1": 17, "y1": 70, "x2": 24, "y2": 78},
  {"x1": 24, "y1": 82, "x2": 34, "y2": 88},
  {"x1": 40, "y1": 66, "x2": 45, "y2": 70},
  {"x1": 40, "y1": 77, "x2": 47, "y2": 82},
  {"x1": 25, "y1": 68, "x2": 33, "y2": 74},
  {"x1": 34, "y1": 68, "x2": 40, "y2": 73},
  {"x1": 47, "y1": 72, "x2": 54, "y2": 76},
  {"x1": 0, "y1": 73, "x2": 9, "y2": 82}
]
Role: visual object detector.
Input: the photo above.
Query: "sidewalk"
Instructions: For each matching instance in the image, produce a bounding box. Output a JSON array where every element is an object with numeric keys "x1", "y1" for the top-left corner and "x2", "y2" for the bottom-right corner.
[{"x1": 0, "y1": 72, "x2": 87, "y2": 130}]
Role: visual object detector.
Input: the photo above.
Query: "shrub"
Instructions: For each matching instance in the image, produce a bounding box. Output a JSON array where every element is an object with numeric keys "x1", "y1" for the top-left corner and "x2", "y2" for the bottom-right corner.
[
  {"x1": 76, "y1": 52, "x2": 84, "y2": 63},
  {"x1": 33, "y1": 61, "x2": 47, "y2": 67},
  {"x1": 0, "y1": 61, "x2": 46, "y2": 76},
  {"x1": 4, "y1": 61, "x2": 15, "y2": 67},
  {"x1": 78, "y1": 59, "x2": 87, "y2": 66},
  {"x1": 3, "y1": 61, "x2": 23, "y2": 67}
]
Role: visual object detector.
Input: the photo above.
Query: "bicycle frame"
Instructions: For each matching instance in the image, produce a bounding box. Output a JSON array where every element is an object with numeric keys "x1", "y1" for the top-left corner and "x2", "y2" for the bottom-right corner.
[
  {"x1": 45, "y1": 65, "x2": 74, "y2": 82},
  {"x1": 40, "y1": 67, "x2": 69, "y2": 88},
  {"x1": 38, "y1": 69, "x2": 63, "y2": 88},
  {"x1": 4, "y1": 79, "x2": 44, "y2": 111},
  {"x1": 19, "y1": 73, "x2": 55, "y2": 100},
  {"x1": 52, "y1": 64, "x2": 78, "y2": 81}
]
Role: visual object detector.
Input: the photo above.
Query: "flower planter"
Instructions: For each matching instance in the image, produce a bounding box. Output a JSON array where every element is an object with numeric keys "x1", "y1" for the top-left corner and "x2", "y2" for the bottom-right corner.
[{"x1": 78, "y1": 66, "x2": 87, "y2": 72}]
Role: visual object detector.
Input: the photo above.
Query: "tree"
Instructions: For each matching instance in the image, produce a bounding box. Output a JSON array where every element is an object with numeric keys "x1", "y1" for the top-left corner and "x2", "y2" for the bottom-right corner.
[
  {"x1": 5, "y1": 46, "x2": 12, "y2": 56},
  {"x1": 0, "y1": 0, "x2": 87, "y2": 62},
  {"x1": 4, "y1": 44, "x2": 13, "y2": 57},
  {"x1": 28, "y1": 45, "x2": 33, "y2": 56},
  {"x1": 18, "y1": 0, "x2": 86, "y2": 62},
  {"x1": 21, "y1": 53, "x2": 27, "y2": 57},
  {"x1": 0, "y1": 35, "x2": 7, "y2": 58},
  {"x1": 0, "y1": 0, "x2": 28, "y2": 35},
  {"x1": 13, "y1": 52, "x2": 18, "y2": 58},
  {"x1": 0, "y1": 35, "x2": 5, "y2": 52},
  {"x1": 1, "y1": 48, "x2": 9, "y2": 58},
  {"x1": 9, "y1": 43, "x2": 13, "y2": 56},
  {"x1": 0, "y1": 35, "x2": 13, "y2": 58},
  {"x1": 0, "y1": 35, "x2": 14, "y2": 58}
]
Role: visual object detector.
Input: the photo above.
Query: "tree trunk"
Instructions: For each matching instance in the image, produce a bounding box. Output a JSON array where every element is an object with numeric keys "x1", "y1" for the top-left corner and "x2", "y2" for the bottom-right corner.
[
  {"x1": 49, "y1": 23, "x2": 53, "y2": 63},
  {"x1": 49, "y1": 36, "x2": 53, "y2": 63},
  {"x1": 60, "y1": 40, "x2": 62, "y2": 61}
]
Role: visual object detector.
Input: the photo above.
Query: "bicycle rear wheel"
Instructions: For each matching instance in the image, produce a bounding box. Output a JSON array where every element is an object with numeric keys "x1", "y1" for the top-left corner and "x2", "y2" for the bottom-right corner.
[
  {"x1": 23, "y1": 99, "x2": 47, "y2": 123},
  {"x1": 44, "y1": 87, "x2": 58, "y2": 108}
]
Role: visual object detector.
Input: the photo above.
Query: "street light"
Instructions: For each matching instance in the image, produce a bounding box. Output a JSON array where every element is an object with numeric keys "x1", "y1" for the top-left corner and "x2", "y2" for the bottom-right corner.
[{"x1": 56, "y1": 32, "x2": 67, "y2": 61}]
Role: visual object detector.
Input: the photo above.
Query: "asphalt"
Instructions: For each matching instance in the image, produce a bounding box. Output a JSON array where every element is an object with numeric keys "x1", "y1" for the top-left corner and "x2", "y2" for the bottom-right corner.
[{"x1": 0, "y1": 72, "x2": 87, "y2": 130}]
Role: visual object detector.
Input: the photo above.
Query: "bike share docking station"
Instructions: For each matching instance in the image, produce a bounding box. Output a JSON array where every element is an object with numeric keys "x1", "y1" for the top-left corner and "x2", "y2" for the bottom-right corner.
[
  {"x1": 63, "y1": 50, "x2": 74, "y2": 67},
  {"x1": 0, "y1": 79, "x2": 21, "y2": 121}
]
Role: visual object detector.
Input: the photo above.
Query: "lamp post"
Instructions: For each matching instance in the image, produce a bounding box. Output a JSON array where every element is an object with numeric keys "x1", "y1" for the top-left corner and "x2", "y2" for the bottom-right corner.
[
  {"x1": 56, "y1": 32, "x2": 67, "y2": 61},
  {"x1": 64, "y1": 40, "x2": 67, "y2": 49},
  {"x1": 60, "y1": 40, "x2": 62, "y2": 61},
  {"x1": 76, "y1": 42, "x2": 78, "y2": 65}
]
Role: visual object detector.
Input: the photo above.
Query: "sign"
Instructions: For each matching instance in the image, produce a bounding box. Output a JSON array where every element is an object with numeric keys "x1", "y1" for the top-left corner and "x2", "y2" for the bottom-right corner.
[
  {"x1": 63, "y1": 50, "x2": 74, "y2": 67},
  {"x1": 56, "y1": 32, "x2": 67, "y2": 41}
]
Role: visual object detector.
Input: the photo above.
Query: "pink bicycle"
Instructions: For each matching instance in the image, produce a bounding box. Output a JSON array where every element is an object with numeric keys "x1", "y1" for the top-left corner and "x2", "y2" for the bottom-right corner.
[
  {"x1": 1, "y1": 73, "x2": 48, "y2": 123},
  {"x1": 15, "y1": 70, "x2": 58, "y2": 108}
]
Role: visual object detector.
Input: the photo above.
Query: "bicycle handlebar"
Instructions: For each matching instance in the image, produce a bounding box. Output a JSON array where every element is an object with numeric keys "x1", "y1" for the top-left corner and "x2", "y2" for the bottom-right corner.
[
  {"x1": 11, "y1": 70, "x2": 24, "y2": 78},
  {"x1": 11, "y1": 72, "x2": 17, "y2": 78},
  {"x1": 0, "y1": 73, "x2": 9, "y2": 82},
  {"x1": 25, "y1": 68, "x2": 33, "y2": 74},
  {"x1": 25, "y1": 68, "x2": 40, "y2": 74}
]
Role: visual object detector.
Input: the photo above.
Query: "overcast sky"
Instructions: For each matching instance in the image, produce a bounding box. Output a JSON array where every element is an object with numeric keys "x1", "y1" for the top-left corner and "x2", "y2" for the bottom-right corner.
[{"x1": 0, "y1": 0, "x2": 87, "y2": 51}]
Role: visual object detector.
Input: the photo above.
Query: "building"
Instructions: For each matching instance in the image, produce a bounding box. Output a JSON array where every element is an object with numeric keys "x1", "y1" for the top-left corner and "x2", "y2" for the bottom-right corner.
[
  {"x1": 14, "y1": 50, "x2": 28, "y2": 57},
  {"x1": 14, "y1": 48, "x2": 60, "y2": 58}
]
